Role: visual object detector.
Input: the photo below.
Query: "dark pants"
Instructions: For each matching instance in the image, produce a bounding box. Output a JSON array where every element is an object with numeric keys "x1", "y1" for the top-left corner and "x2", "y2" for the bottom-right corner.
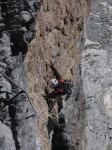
[{"x1": 45, "y1": 91, "x2": 66, "y2": 99}]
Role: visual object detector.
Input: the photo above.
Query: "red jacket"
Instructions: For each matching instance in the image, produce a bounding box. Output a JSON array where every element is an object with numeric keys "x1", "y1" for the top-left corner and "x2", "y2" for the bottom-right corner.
[{"x1": 54, "y1": 79, "x2": 68, "y2": 94}]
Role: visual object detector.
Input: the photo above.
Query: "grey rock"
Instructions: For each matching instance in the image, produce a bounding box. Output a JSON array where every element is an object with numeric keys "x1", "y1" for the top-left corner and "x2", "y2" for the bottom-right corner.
[
  {"x1": 0, "y1": 121, "x2": 16, "y2": 150},
  {"x1": 0, "y1": 1, "x2": 42, "y2": 150},
  {"x1": 81, "y1": 0, "x2": 112, "y2": 149},
  {"x1": 36, "y1": 138, "x2": 44, "y2": 150},
  {"x1": 21, "y1": 11, "x2": 32, "y2": 23}
]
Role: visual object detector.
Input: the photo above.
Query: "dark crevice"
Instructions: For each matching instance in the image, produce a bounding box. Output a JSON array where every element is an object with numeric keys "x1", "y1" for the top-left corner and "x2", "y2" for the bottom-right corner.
[
  {"x1": 64, "y1": 17, "x2": 68, "y2": 25},
  {"x1": 59, "y1": 117, "x2": 65, "y2": 124},
  {"x1": 46, "y1": 95, "x2": 64, "y2": 136},
  {"x1": 47, "y1": 117, "x2": 58, "y2": 135},
  {"x1": 45, "y1": 94, "x2": 70, "y2": 150},
  {"x1": 10, "y1": 34, "x2": 28, "y2": 56},
  {"x1": 1, "y1": 0, "x2": 22, "y2": 31},
  {"x1": 9, "y1": 104, "x2": 21, "y2": 150},
  {"x1": 46, "y1": 26, "x2": 52, "y2": 32},
  {"x1": 57, "y1": 42, "x2": 60, "y2": 47},
  {"x1": 77, "y1": 24, "x2": 83, "y2": 31},
  {"x1": 57, "y1": 98, "x2": 63, "y2": 113},
  {"x1": 52, "y1": 124, "x2": 70, "y2": 150},
  {"x1": 8, "y1": 91, "x2": 28, "y2": 150},
  {"x1": 76, "y1": 18, "x2": 79, "y2": 21},
  {"x1": 11, "y1": 43, "x2": 28, "y2": 56},
  {"x1": 52, "y1": 111, "x2": 70, "y2": 150},
  {"x1": 70, "y1": 14, "x2": 74, "y2": 25},
  {"x1": 55, "y1": 26, "x2": 67, "y2": 36},
  {"x1": 34, "y1": 1, "x2": 42, "y2": 10}
]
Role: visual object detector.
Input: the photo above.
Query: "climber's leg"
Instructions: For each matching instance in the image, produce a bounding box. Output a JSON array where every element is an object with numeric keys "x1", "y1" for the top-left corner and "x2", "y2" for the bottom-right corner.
[{"x1": 45, "y1": 91, "x2": 65, "y2": 99}]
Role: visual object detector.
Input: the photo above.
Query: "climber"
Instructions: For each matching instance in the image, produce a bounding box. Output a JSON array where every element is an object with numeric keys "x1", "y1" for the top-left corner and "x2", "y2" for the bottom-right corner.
[{"x1": 42, "y1": 61, "x2": 73, "y2": 99}]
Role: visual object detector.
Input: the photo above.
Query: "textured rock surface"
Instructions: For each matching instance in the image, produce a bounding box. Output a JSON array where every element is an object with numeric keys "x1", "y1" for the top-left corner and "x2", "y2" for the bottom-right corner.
[
  {"x1": 0, "y1": 122, "x2": 16, "y2": 150},
  {"x1": 0, "y1": 0, "x2": 41, "y2": 150},
  {"x1": 1, "y1": 0, "x2": 112, "y2": 150},
  {"x1": 81, "y1": 0, "x2": 112, "y2": 149},
  {"x1": 26, "y1": 0, "x2": 90, "y2": 150}
]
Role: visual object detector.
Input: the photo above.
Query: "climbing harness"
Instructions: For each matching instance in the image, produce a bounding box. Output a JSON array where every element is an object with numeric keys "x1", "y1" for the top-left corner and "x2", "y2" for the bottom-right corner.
[{"x1": 0, "y1": 71, "x2": 37, "y2": 118}]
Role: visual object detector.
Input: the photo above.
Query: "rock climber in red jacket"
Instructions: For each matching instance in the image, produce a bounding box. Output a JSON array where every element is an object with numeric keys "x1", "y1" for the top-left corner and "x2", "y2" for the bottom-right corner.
[{"x1": 43, "y1": 61, "x2": 73, "y2": 99}]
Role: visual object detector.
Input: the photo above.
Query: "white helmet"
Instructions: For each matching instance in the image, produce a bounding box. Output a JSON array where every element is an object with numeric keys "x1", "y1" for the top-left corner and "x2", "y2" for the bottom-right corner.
[{"x1": 49, "y1": 79, "x2": 58, "y2": 88}]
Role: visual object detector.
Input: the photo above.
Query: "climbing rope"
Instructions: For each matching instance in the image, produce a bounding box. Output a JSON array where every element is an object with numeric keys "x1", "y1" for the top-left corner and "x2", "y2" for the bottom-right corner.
[{"x1": 0, "y1": 71, "x2": 37, "y2": 118}]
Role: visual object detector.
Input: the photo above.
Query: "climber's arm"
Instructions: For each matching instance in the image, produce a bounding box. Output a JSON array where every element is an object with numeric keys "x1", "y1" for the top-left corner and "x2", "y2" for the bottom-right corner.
[
  {"x1": 45, "y1": 60, "x2": 62, "y2": 79},
  {"x1": 50, "y1": 65, "x2": 62, "y2": 80}
]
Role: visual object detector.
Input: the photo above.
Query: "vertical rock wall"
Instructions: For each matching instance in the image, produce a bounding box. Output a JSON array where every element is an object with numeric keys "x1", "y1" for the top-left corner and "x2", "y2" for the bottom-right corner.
[
  {"x1": 81, "y1": 0, "x2": 112, "y2": 149},
  {"x1": 2, "y1": 0, "x2": 111, "y2": 150},
  {"x1": 0, "y1": 1, "x2": 41, "y2": 150},
  {"x1": 26, "y1": 0, "x2": 91, "y2": 150}
]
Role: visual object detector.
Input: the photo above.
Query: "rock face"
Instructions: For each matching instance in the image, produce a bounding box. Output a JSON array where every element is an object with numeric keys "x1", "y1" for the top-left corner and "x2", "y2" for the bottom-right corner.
[
  {"x1": 1, "y1": 0, "x2": 112, "y2": 150},
  {"x1": 26, "y1": 0, "x2": 90, "y2": 150},
  {"x1": 81, "y1": 0, "x2": 112, "y2": 149},
  {"x1": 0, "y1": 0, "x2": 41, "y2": 150},
  {"x1": 27, "y1": 0, "x2": 112, "y2": 149}
]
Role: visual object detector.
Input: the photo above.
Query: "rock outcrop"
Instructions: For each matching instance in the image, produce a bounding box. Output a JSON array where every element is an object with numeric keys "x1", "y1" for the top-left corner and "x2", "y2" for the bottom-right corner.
[
  {"x1": 1, "y1": 0, "x2": 112, "y2": 150},
  {"x1": 81, "y1": 0, "x2": 112, "y2": 149},
  {"x1": 0, "y1": 0, "x2": 41, "y2": 150},
  {"x1": 27, "y1": 0, "x2": 112, "y2": 149},
  {"x1": 26, "y1": 0, "x2": 90, "y2": 149}
]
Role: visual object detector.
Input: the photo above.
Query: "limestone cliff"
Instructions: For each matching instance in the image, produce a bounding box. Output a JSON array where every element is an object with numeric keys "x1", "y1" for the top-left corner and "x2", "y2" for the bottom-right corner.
[
  {"x1": 81, "y1": 0, "x2": 112, "y2": 149},
  {"x1": 26, "y1": 0, "x2": 90, "y2": 150},
  {"x1": 0, "y1": 0, "x2": 41, "y2": 150},
  {"x1": 0, "y1": 0, "x2": 112, "y2": 150}
]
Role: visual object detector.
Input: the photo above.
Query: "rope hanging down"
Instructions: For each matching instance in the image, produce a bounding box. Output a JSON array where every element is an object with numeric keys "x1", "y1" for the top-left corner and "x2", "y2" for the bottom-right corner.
[{"x1": 0, "y1": 71, "x2": 37, "y2": 118}]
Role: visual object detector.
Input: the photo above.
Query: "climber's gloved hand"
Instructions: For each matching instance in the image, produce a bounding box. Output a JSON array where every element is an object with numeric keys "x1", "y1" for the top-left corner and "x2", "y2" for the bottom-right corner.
[{"x1": 45, "y1": 60, "x2": 54, "y2": 66}]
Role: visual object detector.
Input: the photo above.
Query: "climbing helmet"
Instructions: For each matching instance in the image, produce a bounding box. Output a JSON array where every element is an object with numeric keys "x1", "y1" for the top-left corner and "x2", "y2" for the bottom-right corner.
[{"x1": 49, "y1": 79, "x2": 58, "y2": 88}]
